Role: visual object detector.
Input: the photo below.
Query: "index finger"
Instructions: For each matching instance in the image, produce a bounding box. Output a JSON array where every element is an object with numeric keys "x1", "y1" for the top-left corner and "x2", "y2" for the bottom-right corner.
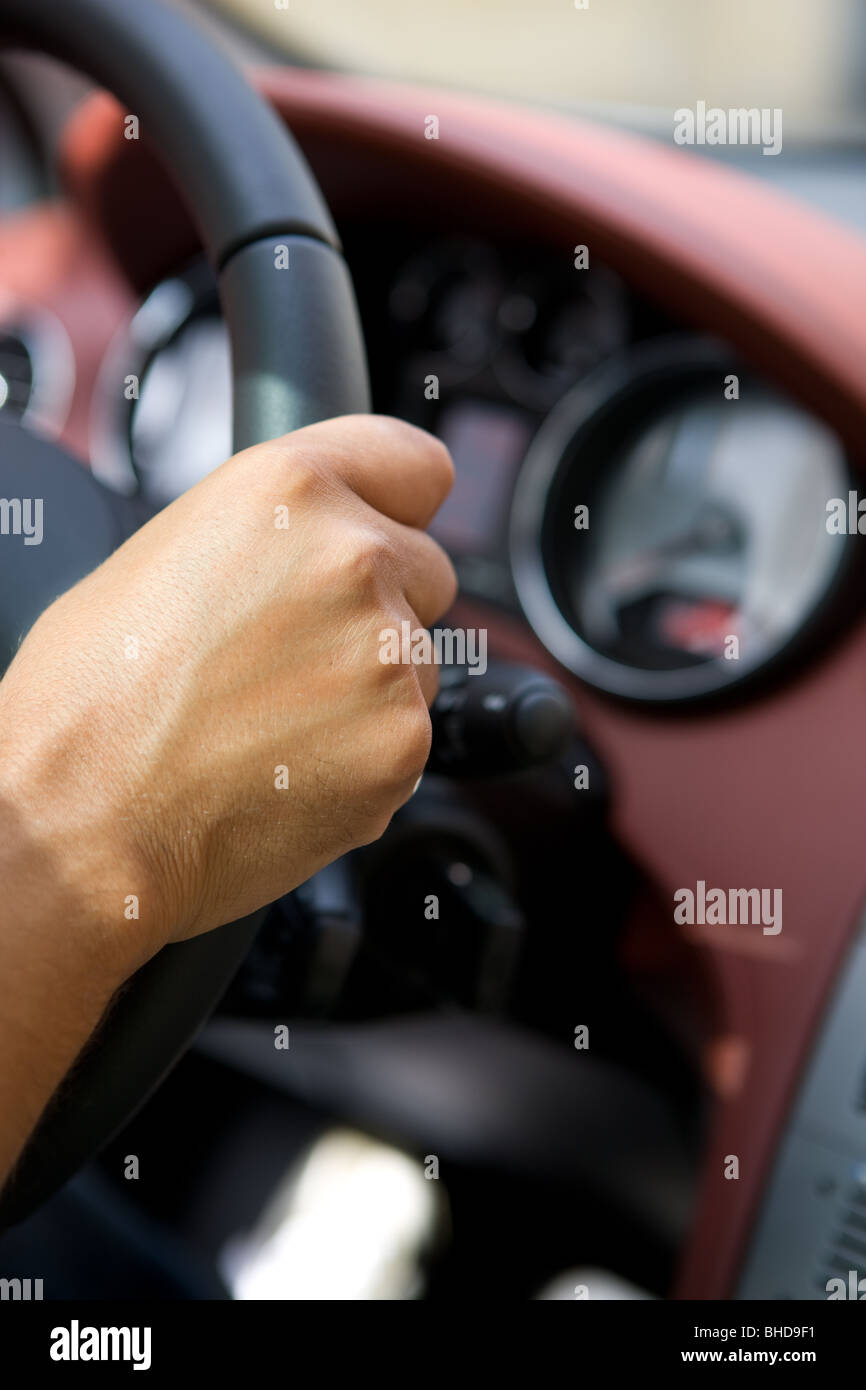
[{"x1": 283, "y1": 414, "x2": 455, "y2": 530}]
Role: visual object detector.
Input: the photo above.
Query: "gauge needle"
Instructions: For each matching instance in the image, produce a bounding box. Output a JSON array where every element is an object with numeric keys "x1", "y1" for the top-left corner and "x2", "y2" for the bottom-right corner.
[{"x1": 600, "y1": 507, "x2": 742, "y2": 599}]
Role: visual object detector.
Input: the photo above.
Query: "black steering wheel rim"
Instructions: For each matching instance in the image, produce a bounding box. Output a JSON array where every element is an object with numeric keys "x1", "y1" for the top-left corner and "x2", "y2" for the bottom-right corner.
[{"x1": 0, "y1": 0, "x2": 370, "y2": 1226}]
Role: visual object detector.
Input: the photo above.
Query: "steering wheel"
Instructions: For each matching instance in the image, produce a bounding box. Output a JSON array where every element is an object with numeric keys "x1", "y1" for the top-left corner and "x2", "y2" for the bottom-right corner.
[{"x1": 0, "y1": 0, "x2": 369, "y2": 1226}]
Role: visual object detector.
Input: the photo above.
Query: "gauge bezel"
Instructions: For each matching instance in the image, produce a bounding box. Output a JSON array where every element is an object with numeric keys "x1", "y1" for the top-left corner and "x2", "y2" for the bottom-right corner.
[{"x1": 509, "y1": 335, "x2": 856, "y2": 704}]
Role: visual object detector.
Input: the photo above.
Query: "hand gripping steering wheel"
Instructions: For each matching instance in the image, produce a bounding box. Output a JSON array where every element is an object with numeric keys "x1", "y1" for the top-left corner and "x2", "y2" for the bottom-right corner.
[{"x1": 0, "y1": 0, "x2": 369, "y2": 1226}]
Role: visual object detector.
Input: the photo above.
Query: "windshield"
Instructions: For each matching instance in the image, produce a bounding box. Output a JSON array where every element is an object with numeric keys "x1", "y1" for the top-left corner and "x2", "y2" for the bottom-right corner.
[{"x1": 208, "y1": 0, "x2": 866, "y2": 137}]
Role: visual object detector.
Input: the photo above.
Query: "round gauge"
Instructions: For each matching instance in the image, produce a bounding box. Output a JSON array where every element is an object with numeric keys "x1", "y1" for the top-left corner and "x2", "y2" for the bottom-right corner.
[{"x1": 510, "y1": 337, "x2": 854, "y2": 702}]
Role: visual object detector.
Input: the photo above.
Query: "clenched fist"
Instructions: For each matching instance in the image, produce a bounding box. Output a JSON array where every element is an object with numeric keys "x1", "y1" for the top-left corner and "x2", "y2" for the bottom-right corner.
[{"x1": 0, "y1": 415, "x2": 456, "y2": 967}]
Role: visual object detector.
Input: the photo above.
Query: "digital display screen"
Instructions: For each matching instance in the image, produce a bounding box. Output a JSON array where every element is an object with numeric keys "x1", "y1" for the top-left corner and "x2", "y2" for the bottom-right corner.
[{"x1": 430, "y1": 400, "x2": 533, "y2": 553}]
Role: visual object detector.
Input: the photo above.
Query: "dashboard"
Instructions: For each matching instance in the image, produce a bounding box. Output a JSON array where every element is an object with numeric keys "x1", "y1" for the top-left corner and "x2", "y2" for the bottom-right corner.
[{"x1": 88, "y1": 228, "x2": 856, "y2": 706}]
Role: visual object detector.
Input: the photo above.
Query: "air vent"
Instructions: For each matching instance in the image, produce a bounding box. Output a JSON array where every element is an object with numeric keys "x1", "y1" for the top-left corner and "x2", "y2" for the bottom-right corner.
[{"x1": 0, "y1": 329, "x2": 34, "y2": 420}]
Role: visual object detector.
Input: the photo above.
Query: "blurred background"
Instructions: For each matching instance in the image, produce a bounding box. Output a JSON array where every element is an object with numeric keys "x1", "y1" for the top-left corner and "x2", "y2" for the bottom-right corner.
[{"x1": 211, "y1": 0, "x2": 866, "y2": 139}]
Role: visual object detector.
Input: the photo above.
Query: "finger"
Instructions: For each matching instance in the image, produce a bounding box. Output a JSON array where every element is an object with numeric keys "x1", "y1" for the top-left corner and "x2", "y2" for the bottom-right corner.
[
  {"x1": 286, "y1": 414, "x2": 455, "y2": 530},
  {"x1": 382, "y1": 520, "x2": 458, "y2": 629},
  {"x1": 415, "y1": 657, "x2": 440, "y2": 709}
]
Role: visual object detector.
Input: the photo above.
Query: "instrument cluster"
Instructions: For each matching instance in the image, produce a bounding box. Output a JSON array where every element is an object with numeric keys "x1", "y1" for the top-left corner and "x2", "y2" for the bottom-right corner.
[{"x1": 91, "y1": 232, "x2": 856, "y2": 705}]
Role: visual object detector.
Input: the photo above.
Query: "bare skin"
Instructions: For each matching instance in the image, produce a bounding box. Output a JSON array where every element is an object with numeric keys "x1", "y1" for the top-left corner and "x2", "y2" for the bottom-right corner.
[{"x1": 0, "y1": 415, "x2": 457, "y2": 1185}]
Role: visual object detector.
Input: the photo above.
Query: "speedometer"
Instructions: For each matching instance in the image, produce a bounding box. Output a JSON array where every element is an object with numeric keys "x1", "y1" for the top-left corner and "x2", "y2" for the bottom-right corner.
[{"x1": 510, "y1": 337, "x2": 853, "y2": 703}]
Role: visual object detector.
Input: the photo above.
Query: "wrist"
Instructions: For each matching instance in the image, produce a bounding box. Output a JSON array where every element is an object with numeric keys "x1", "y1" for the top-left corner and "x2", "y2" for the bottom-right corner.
[
  {"x1": 0, "y1": 730, "x2": 164, "y2": 1184},
  {"x1": 0, "y1": 726, "x2": 168, "y2": 985}
]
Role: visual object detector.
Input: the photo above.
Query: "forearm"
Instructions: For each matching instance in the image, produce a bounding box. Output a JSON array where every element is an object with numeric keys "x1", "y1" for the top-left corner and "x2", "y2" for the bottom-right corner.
[{"x1": 0, "y1": 746, "x2": 158, "y2": 1187}]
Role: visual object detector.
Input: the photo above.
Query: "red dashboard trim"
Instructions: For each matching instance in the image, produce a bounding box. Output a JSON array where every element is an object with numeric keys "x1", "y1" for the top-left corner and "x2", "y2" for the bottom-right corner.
[{"x1": 0, "y1": 201, "x2": 133, "y2": 459}]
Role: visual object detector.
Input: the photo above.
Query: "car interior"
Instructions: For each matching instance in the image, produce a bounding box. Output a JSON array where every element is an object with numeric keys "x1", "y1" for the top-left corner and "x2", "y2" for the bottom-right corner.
[{"x1": 1, "y1": 0, "x2": 866, "y2": 1304}]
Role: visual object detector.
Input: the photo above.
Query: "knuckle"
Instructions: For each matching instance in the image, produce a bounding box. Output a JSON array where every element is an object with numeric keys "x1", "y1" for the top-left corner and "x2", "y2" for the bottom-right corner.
[
  {"x1": 351, "y1": 806, "x2": 395, "y2": 850},
  {"x1": 334, "y1": 526, "x2": 395, "y2": 598},
  {"x1": 385, "y1": 692, "x2": 433, "y2": 787},
  {"x1": 251, "y1": 439, "x2": 328, "y2": 509},
  {"x1": 417, "y1": 659, "x2": 441, "y2": 705},
  {"x1": 437, "y1": 549, "x2": 459, "y2": 611},
  {"x1": 349, "y1": 697, "x2": 430, "y2": 852},
  {"x1": 282, "y1": 455, "x2": 325, "y2": 506}
]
